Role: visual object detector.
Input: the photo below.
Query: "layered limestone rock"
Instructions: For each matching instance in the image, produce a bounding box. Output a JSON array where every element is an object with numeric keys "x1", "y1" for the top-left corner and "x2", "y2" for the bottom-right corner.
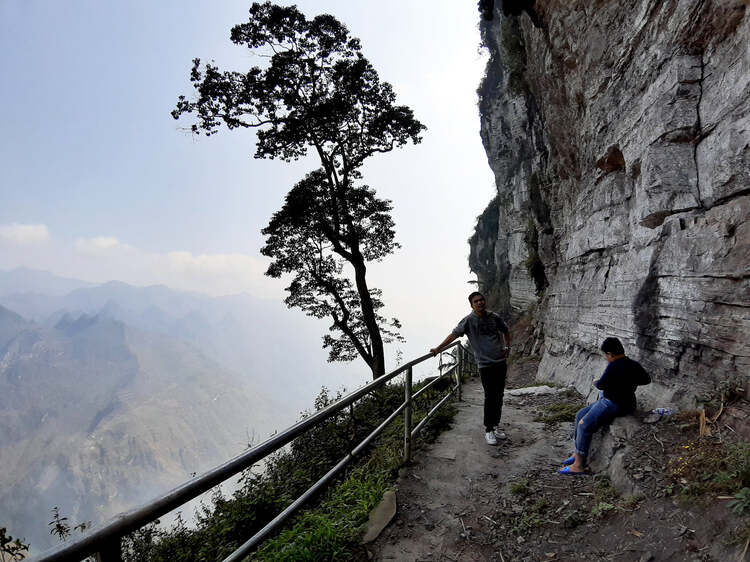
[{"x1": 472, "y1": 0, "x2": 749, "y2": 408}]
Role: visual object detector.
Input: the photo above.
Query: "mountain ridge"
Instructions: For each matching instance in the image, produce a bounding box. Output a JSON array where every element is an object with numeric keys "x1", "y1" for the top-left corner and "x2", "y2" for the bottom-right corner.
[{"x1": 0, "y1": 268, "x2": 356, "y2": 553}]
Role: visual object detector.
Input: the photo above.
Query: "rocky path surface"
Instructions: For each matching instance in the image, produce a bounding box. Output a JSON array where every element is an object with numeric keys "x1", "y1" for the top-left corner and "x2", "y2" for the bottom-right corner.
[
  {"x1": 368, "y1": 376, "x2": 571, "y2": 561},
  {"x1": 366, "y1": 366, "x2": 749, "y2": 562}
]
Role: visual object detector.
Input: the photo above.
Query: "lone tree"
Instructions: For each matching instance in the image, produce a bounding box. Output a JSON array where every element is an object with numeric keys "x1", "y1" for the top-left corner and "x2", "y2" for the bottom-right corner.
[{"x1": 172, "y1": 2, "x2": 424, "y2": 378}]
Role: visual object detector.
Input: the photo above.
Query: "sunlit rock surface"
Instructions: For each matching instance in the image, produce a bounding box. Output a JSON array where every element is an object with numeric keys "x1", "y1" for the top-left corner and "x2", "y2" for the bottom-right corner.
[{"x1": 471, "y1": 0, "x2": 749, "y2": 408}]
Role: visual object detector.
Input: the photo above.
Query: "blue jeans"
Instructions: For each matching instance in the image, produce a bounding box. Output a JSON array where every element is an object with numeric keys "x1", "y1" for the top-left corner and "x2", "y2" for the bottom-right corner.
[{"x1": 574, "y1": 398, "x2": 620, "y2": 458}]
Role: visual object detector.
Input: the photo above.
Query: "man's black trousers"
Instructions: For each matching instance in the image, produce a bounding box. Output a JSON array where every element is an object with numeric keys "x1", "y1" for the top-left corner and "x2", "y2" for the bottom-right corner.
[{"x1": 479, "y1": 361, "x2": 507, "y2": 431}]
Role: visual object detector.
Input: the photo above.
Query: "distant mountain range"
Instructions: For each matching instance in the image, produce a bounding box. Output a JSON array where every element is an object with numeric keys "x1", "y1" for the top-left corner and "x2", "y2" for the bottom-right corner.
[
  {"x1": 0, "y1": 268, "x2": 358, "y2": 553},
  {"x1": 0, "y1": 267, "x2": 96, "y2": 297}
]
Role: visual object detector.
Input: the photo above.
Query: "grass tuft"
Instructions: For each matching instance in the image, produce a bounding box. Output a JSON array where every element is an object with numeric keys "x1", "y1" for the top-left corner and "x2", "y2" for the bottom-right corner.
[
  {"x1": 509, "y1": 478, "x2": 530, "y2": 496},
  {"x1": 534, "y1": 391, "x2": 585, "y2": 425}
]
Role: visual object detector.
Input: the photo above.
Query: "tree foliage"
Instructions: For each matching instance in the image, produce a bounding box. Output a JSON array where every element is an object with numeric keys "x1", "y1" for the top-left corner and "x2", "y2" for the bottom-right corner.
[
  {"x1": 0, "y1": 528, "x2": 29, "y2": 562},
  {"x1": 48, "y1": 507, "x2": 70, "y2": 542},
  {"x1": 261, "y1": 169, "x2": 403, "y2": 365},
  {"x1": 173, "y1": 2, "x2": 424, "y2": 377}
]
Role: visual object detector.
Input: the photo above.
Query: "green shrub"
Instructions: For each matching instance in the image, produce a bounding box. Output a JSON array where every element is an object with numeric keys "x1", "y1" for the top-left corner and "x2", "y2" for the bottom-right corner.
[
  {"x1": 122, "y1": 379, "x2": 457, "y2": 561},
  {"x1": 254, "y1": 450, "x2": 399, "y2": 560},
  {"x1": 668, "y1": 440, "x2": 750, "y2": 505}
]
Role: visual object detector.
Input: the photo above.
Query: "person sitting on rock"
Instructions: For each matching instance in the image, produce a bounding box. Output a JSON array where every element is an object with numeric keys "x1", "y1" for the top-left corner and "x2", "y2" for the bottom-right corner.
[{"x1": 558, "y1": 337, "x2": 651, "y2": 475}]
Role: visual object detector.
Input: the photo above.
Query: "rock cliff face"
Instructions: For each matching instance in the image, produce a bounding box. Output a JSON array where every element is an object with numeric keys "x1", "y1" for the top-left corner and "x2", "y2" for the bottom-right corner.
[{"x1": 472, "y1": 0, "x2": 749, "y2": 408}]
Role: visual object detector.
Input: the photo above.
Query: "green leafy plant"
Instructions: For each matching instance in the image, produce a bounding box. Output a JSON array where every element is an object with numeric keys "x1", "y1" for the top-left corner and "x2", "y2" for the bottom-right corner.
[
  {"x1": 254, "y1": 448, "x2": 400, "y2": 560},
  {"x1": 591, "y1": 501, "x2": 615, "y2": 518},
  {"x1": 511, "y1": 497, "x2": 548, "y2": 535},
  {"x1": 46, "y1": 508, "x2": 95, "y2": 562},
  {"x1": 561, "y1": 509, "x2": 585, "y2": 529},
  {"x1": 729, "y1": 488, "x2": 750, "y2": 516}
]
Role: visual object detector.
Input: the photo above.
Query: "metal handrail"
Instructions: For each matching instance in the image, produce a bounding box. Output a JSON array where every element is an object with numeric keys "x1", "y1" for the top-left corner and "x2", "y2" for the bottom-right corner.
[
  {"x1": 224, "y1": 387, "x2": 411, "y2": 561},
  {"x1": 32, "y1": 341, "x2": 469, "y2": 562}
]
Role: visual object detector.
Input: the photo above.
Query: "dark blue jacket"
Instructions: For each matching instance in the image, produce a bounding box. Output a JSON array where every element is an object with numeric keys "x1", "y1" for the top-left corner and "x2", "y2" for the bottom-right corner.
[{"x1": 595, "y1": 357, "x2": 651, "y2": 413}]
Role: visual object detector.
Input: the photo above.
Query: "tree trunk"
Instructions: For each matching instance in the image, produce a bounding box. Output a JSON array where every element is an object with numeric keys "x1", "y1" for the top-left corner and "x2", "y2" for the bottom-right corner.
[{"x1": 352, "y1": 259, "x2": 385, "y2": 379}]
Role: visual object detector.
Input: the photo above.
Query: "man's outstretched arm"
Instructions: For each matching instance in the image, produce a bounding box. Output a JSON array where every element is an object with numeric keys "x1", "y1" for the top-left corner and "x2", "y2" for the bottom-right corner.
[{"x1": 430, "y1": 333, "x2": 458, "y2": 355}]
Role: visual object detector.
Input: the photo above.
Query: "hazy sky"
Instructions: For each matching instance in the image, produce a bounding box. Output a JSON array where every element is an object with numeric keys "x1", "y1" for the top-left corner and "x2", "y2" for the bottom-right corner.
[{"x1": 0, "y1": 1, "x2": 496, "y2": 366}]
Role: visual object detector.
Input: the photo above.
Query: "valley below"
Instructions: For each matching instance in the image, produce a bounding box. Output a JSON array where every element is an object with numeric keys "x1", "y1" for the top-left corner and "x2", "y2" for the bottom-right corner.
[{"x1": 0, "y1": 268, "x2": 356, "y2": 554}]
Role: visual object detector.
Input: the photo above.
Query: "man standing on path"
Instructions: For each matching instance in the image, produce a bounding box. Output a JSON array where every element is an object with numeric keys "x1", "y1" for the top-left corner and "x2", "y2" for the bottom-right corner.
[{"x1": 430, "y1": 291, "x2": 511, "y2": 445}]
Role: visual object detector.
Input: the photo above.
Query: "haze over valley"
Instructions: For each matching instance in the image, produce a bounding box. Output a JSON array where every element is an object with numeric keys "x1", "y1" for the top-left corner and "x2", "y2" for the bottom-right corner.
[{"x1": 0, "y1": 267, "x2": 360, "y2": 553}]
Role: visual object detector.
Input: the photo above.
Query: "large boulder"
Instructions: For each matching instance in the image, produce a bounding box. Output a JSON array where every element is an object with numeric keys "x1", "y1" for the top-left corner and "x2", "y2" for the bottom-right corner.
[{"x1": 587, "y1": 416, "x2": 643, "y2": 495}]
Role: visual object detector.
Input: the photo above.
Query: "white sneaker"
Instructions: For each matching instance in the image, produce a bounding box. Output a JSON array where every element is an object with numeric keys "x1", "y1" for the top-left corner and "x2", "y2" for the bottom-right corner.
[
  {"x1": 494, "y1": 429, "x2": 507, "y2": 440},
  {"x1": 485, "y1": 431, "x2": 498, "y2": 445}
]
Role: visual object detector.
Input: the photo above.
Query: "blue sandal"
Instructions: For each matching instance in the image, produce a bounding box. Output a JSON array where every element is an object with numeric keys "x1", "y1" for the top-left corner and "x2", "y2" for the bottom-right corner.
[
  {"x1": 562, "y1": 455, "x2": 575, "y2": 466},
  {"x1": 557, "y1": 466, "x2": 586, "y2": 476}
]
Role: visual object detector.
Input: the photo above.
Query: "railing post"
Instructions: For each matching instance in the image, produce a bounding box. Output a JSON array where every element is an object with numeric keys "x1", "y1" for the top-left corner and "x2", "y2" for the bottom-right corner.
[
  {"x1": 456, "y1": 345, "x2": 463, "y2": 402},
  {"x1": 95, "y1": 538, "x2": 122, "y2": 562},
  {"x1": 403, "y1": 366, "x2": 413, "y2": 463}
]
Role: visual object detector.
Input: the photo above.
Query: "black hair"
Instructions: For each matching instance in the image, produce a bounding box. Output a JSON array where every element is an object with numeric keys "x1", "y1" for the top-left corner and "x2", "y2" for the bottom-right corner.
[
  {"x1": 468, "y1": 291, "x2": 484, "y2": 304},
  {"x1": 600, "y1": 337, "x2": 625, "y2": 356}
]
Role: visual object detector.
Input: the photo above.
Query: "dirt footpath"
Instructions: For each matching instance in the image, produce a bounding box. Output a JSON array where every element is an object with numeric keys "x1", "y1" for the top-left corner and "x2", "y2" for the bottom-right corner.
[
  {"x1": 368, "y1": 376, "x2": 572, "y2": 561},
  {"x1": 367, "y1": 372, "x2": 749, "y2": 562}
]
